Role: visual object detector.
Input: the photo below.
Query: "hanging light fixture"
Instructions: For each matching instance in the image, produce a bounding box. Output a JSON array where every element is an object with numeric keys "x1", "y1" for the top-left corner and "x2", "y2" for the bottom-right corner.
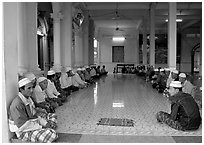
[
  {"x1": 112, "y1": 36, "x2": 125, "y2": 41},
  {"x1": 165, "y1": 19, "x2": 183, "y2": 22}
]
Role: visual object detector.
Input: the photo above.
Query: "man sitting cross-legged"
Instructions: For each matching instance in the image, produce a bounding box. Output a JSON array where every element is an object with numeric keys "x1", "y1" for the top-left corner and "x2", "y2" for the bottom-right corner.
[
  {"x1": 8, "y1": 78, "x2": 58, "y2": 143},
  {"x1": 156, "y1": 81, "x2": 201, "y2": 131}
]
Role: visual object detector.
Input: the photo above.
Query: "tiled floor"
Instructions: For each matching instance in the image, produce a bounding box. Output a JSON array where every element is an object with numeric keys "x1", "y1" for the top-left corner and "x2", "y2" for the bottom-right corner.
[{"x1": 55, "y1": 74, "x2": 202, "y2": 141}]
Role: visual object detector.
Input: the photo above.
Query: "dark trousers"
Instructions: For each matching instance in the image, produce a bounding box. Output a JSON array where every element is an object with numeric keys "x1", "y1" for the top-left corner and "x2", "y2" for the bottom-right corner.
[{"x1": 156, "y1": 111, "x2": 185, "y2": 131}]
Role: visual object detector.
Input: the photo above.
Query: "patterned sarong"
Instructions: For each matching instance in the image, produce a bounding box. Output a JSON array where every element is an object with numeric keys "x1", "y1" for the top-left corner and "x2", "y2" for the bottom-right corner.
[
  {"x1": 18, "y1": 128, "x2": 58, "y2": 143},
  {"x1": 156, "y1": 111, "x2": 184, "y2": 131}
]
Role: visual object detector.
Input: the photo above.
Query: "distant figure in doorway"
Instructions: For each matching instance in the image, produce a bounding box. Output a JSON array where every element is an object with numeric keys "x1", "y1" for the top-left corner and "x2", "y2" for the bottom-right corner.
[
  {"x1": 156, "y1": 81, "x2": 201, "y2": 131},
  {"x1": 101, "y1": 65, "x2": 108, "y2": 75}
]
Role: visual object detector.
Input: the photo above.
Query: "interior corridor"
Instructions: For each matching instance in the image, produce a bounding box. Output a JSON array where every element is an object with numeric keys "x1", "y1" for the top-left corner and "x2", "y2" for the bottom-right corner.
[{"x1": 55, "y1": 74, "x2": 202, "y2": 143}]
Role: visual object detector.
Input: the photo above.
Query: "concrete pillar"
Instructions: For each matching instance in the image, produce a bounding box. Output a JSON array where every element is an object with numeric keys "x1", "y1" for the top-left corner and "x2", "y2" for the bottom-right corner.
[
  {"x1": 17, "y1": 3, "x2": 28, "y2": 75},
  {"x1": 168, "y1": 2, "x2": 177, "y2": 69},
  {"x1": 143, "y1": 16, "x2": 147, "y2": 65},
  {"x1": 89, "y1": 19, "x2": 94, "y2": 65},
  {"x1": 136, "y1": 30, "x2": 140, "y2": 65},
  {"x1": 26, "y1": 3, "x2": 41, "y2": 73},
  {"x1": 61, "y1": 2, "x2": 72, "y2": 67},
  {"x1": 150, "y1": 3, "x2": 156, "y2": 67},
  {"x1": 82, "y1": 13, "x2": 89, "y2": 66},
  {"x1": 51, "y1": 11, "x2": 63, "y2": 70},
  {"x1": 75, "y1": 32, "x2": 83, "y2": 66},
  {"x1": 199, "y1": 21, "x2": 202, "y2": 76},
  {"x1": 3, "y1": 2, "x2": 19, "y2": 142}
]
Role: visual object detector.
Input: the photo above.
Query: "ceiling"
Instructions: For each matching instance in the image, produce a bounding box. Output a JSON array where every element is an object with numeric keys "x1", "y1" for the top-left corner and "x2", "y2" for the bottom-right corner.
[{"x1": 74, "y1": 2, "x2": 202, "y2": 38}]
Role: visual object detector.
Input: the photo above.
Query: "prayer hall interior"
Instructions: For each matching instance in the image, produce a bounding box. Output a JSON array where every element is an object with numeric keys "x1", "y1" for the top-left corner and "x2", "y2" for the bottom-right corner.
[{"x1": 2, "y1": 2, "x2": 202, "y2": 143}]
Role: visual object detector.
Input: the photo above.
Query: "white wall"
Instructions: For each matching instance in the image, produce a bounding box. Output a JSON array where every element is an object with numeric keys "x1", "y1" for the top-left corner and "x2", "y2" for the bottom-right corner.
[
  {"x1": 3, "y1": 2, "x2": 19, "y2": 142},
  {"x1": 99, "y1": 36, "x2": 139, "y2": 73}
]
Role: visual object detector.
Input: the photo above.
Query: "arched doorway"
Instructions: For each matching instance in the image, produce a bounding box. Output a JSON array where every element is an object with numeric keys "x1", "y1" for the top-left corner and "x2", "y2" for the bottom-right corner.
[
  {"x1": 191, "y1": 43, "x2": 200, "y2": 74},
  {"x1": 37, "y1": 11, "x2": 50, "y2": 74}
]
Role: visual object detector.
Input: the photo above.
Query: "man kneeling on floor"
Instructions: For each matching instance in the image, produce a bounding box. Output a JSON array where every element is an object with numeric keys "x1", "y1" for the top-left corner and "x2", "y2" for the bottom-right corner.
[
  {"x1": 8, "y1": 78, "x2": 58, "y2": 143},
  {"x1": 156, "y1": 81, "x2": 201, "y2": 131}
]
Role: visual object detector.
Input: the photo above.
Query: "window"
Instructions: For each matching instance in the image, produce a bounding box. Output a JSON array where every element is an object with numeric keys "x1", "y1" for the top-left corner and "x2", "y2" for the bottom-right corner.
[{"x1": 112, "y1": 46, "x2": 124, "y2": 62}]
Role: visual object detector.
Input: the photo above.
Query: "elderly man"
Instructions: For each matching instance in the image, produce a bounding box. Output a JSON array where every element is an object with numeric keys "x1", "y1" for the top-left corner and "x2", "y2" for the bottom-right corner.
[
  {"x1": 8, "y1": 78, "x2": 58, "y2": 143},
  {"x1": 156, "y1": 81, "x2": 201, "y2": 131},
  {"x1": 46, "y1": 70, "x2": 67, "y2": 105},
  {"x1": 33, "y1": 77, "x2": 58, "y2": 113},
  {"x1": 59, "y1": 67, "x2": 72, "y2": 96},
  {"x1": 72, "y1": 68, "x2": 88, "y2": 89},
  {"x1": 179, "y1": 73, "x2": 196, "y2": 98},
  {"x1": 67, "y1": 68, "x2": 80, "y2": 92}
]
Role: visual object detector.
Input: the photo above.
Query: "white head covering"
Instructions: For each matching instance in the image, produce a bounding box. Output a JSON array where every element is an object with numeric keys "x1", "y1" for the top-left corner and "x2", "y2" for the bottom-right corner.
[
  {"x1": 160, "y1": 68, "x2": 164, "y2": 72},
  {"x1": 37, "y1": 77, "x2": 47, "y2": 84},
  {"x1": 164, "y1": 68, "x2": 170, "y2": 71},
  {"x1": 24, "y1": 73, "x2": 36, "y2": 81},
  {"x1": 77, "y1": 68, "x2": 82, "y2": 71},
  {"x1": 19, "y1": 78, "x2": 31, "y2": 88},
  {"x1": 170, "y1": 81, "x2": 182, "y2": 88},
  {"x1": 47, "y1": 70, "x2": 55, "y2": 75},
  {"x1": 179, "y1": 73, "x2": 186, "y2": 78},
  {"x1": 81, "y1": 67, "x2": 86, "y2": 71},
  {"x1": 53, "y1": 66, "x2": 62, "y2": 73},
  {"x1": 66, "y1": 67, "x2": 72, "y2": 72},
  {"x1": 172, "y1": 70, "x2": 179, "y2": 74}
]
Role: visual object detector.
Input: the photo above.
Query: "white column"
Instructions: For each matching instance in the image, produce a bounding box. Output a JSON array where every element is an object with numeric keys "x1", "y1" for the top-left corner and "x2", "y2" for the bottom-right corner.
[
  {"x1": 168, "y1": 2, "x2": 177, "y2": 69},
  {"x1": 150, "y1": 3, "x2": 156, "y2": 67},
  {"x1": 3, "y1": 2, "x2": 19, "y2": 142},
  {"x1": 51, "y1": 12, "x2": 63, "y2": 70},
  {"x1": 82, "y1": 12, "x2": 89, "y2": 66},
  {"x1": 17, "y1": 3, "x2": 28, "y2": 75},
  {"x1": 61, "y1": 2, "x2": 72, "y2": 67},
  {"x1": 89, "y1": 19, "x2": 94, "y2": 65},
  {"x1": 26, "y1": 2, "x2": 40, "y2": 73},
  {"x1": 136, "y1": 30, "x2": 139, "y2": 65},
  {"x1": 143, "y1": 17, "x2": 147, "y2": 65},
  {"x1": 75, "y1": 32, "x2": 83, "y2": 66}
]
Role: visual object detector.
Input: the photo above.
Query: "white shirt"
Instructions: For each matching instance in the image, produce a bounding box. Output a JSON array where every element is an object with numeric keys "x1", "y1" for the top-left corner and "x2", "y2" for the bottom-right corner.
[
  {"x1": 59, "y1": 73, "x2": 69, "y2": 89},
  {"x1": 72, "y1": 73, "x2": 86, "y2": 87},
  {"x1": 46, "y1": 79, "x2": 60, "y2": 99},
  {"x1": 34, "y1": 84, "x2": 47, "y2": 103},
  {"x1": 18, "y1": 92, "x2": 36, "y2": 115}
]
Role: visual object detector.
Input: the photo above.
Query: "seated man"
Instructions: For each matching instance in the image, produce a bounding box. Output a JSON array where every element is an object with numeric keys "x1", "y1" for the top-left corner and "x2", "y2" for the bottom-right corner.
[
  {"x1": 101, "y1": 65, "x2": 108, "y2": 75},
  {"x1": 156, "y1": 69, "x2": 168, "y2": 93},
  {"x1": 59, "y1": 67, "x2": 71, "y2": 96},
  {"x1": 67, "y1": 69, "x2": 80, "y2": 92},
  {"x1": 33, "y1": 77, "x2": 58, "y2": 113},
  {"x1": 47, "y1": 70, "x2": 67, "y2": 105},
  {"x1": 179, "y1": 73, "x2": 196, "y2": 98},
  {"x1": 72, "y1": 69, "x2": 87, "y2": 88},
  {"x1": 8, "y1": 78, "x2": 58, "y2": 143},
  {"x1": 156, "y1": 81, "x2": 201, "y2": 131}
]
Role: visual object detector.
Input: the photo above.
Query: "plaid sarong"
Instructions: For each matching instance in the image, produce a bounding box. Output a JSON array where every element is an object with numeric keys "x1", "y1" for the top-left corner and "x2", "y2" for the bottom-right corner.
[
  {"x1": 18, "y1": 128, "x2": 58, "y2": 143},
  {"x1": 156, "y1": 111, "x2": 184, "y2": 131}
]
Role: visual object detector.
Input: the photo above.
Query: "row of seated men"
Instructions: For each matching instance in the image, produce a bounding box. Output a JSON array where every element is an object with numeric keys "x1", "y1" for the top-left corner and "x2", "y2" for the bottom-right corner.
[
  {"x1": 136, "y1": 65, "x2": 202, "y2": 131},
  {"x1": 8, "y1": 65, "x2": 108, "y2": 143}
]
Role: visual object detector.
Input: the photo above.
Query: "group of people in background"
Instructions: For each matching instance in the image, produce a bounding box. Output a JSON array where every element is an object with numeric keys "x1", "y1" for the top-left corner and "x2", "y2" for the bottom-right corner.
[
  {"x1": 8, "y1": 64, "x2": 108, "y2": 143},
  {"x1": 134, "y1": 64, "x2": 201, "y2": 132}
]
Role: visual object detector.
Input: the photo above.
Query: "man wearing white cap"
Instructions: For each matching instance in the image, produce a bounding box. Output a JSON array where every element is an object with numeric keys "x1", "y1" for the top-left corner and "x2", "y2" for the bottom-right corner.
[
  {"x1": 156, "y1": 81, "x2": 201, "y2": 131},
  {"x1": 59, "y1": 67, "x2": 72, "y2": 96},
  {"x1": 72, "y1": 68, "x2": 88, "y2": 89},
  {"x1": 179, "y1": 73, "x2": 196, "y2": 97},
  {"x1": 24, "y1": 72, "x2": 37, "y2": 88},
  {"x1": 8, "y1": 78, "x2": 58, "y2": 142},
  {"x1": 46, "y1": 70, "x2": 67, "y2": 105},
  {"x1": 33, "y1": 77, "x2": 57, "y2": 113}
]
